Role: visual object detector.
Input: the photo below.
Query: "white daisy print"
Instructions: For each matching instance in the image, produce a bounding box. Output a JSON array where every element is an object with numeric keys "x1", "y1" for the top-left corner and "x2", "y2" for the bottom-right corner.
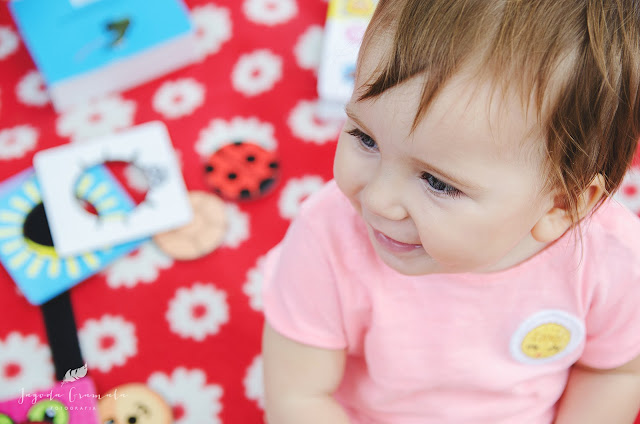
[
  {"x1": 244, "y1": 356, "x2": 264, "y2": 409},
  {"x1": 56, "y1": 95, "x2": 136, "y2": 142},
  {"x1": 614, "y1": 167, "x2": 640, "y2": 215},
  {"x1": 243, "y1": 255, "x2": 266, "y2": 311},
  {"x1": 0, "y1": 332, "x2": 54, "y2": 399},
  {"x1": 231, "y1": 49, "x2": 283, "y2": 97},
  {"x1": 294, "y1": 25, "x2": 323, "y2": 73},
  {"x1": 243, "y1": 0, "x2": 298, "y2": 26},
  {"x1": 288, "y1": 99, "x2": 342, "y2": 144},
  {"x1": 0, "y1": 26, "x2": 19, "y2": 60},
  {"x1": 0, "y1": 125, "x2": 38, "y2": 160},
  {"x1": 166, "y1": 283, "x2": 229, "y2": 341},
  {"x1": 222, "y1": 203, "x2": 250, "y2": 248},
  {"x1": 278, "y1": 175, "x2": 325, "y2": 220},
  {"x1": 191, "y1": 3, "x2": 232, "y2": 58},
  {"x1": 79, "y1": 315, "x2": 137, "y2": 373},
  {"x1": 195, "y1": 116, "x2": 277, "y2": 157},
  {"x1": 152, "y1": 78, "x2": 205, "y2": 119},
  {"x1": 103, "y1": 242, "x2": 173, "y2": 289},
  {"x1": 16, "y1": 70, "x2": 49, "y2": 107},
  {"x1": 148, "y1": 367, "x2": 223, "y2": 424}
]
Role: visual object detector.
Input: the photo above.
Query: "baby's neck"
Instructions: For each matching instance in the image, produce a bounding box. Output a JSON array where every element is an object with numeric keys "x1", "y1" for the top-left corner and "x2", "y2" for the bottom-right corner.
[{"x1": 479, "y1": 233, "x2": 556, "y2": 274}]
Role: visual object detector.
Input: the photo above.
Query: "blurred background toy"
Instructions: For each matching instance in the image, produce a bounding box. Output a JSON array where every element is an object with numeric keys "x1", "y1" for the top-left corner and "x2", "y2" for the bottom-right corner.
[{"x1": 9, "y1": 0, "x2": 200, "y2": 111}]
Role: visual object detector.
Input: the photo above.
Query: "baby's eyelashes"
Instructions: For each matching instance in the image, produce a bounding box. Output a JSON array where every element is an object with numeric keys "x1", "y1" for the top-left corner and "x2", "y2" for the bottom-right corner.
[
  {"x1": 420, "y1": 172, "x2": 462, "y2": 198},
  {"x1": 347, "y1": 128, "x2": 378, "y2": 151}
]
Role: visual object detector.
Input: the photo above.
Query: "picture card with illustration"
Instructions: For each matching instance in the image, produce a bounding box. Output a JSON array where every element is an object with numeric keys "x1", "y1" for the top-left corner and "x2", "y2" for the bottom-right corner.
[
  {"x1": 0, "y1": 167, "x2": 144, "y2": 305},
  {"x1": 33, "y1": 121, "x2": 192, "y2": 258}
]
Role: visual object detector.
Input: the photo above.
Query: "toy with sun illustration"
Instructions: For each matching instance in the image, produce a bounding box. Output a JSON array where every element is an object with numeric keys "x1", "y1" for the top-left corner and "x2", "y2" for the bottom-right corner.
[
  {"x1": 0, "y1": 122, "x2": 192, "y2": 305},
  {"x1": 0, "y1": 166, "x2": 143, "y2": 305}
]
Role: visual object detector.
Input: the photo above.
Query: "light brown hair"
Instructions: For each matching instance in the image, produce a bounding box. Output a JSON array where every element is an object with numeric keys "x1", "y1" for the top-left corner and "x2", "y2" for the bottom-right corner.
[{"x1": 358, "y1": 0, "x2": 640, "y2": 224}]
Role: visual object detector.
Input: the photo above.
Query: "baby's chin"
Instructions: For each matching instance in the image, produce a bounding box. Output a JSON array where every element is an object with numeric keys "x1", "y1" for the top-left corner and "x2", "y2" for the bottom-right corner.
[
  {"x1": 373, "y1": 244, "x2": 492, "y2": 277},
  {"x1": 369, "y1": 239, "x2": 443, "y2": 276}
]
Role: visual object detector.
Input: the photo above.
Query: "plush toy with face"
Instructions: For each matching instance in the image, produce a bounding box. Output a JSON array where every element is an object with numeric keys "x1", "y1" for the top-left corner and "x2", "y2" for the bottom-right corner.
[
  {"x1": 0, "y1": 400, "x2": 69, "y2": 424},
  {"x1": 98, "y1": 384, "x2": 172, "y2": 424}
]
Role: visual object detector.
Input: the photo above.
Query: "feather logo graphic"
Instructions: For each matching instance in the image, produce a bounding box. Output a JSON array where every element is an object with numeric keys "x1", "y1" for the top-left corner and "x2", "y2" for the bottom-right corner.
[{"x1": 61, "y1": 363, "x2": 88, "y2": 384}]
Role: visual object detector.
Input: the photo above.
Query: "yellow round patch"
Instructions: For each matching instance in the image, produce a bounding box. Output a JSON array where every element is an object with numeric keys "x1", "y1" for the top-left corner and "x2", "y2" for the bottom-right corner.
[
  {"x1": 510, "y1": 310, "x2": 585, "y2": 364},
  {"x1": 521, "y1": 323, "x2": 571, "y2": 359}
]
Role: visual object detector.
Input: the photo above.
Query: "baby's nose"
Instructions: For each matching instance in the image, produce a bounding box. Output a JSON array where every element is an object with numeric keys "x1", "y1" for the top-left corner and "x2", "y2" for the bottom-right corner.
[{"x1": 361, "y1": 173, "x2": 408, "y2": 221}]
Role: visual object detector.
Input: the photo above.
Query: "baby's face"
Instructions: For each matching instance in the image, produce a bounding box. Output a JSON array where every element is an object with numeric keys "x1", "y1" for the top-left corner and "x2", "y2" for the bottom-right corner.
[{"x1": 334, "y1": 49, "x2": 557, "y2": 275}]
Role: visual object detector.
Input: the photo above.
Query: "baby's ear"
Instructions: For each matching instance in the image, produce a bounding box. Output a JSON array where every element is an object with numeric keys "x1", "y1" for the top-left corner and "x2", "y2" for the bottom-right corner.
[{"x1": 531, "y1": 174, "x2": 606, "y2": 243}]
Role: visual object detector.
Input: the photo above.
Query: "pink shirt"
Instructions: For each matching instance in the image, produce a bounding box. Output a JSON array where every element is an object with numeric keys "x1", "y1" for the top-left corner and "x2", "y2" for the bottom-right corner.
[{"x1": 262, "y1": 180, "x2": 640, "y2": 424}]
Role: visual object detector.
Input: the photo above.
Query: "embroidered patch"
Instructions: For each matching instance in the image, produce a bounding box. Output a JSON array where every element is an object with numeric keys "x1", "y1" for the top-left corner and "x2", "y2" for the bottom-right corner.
[{"x1": 510, "y1": 310, "x2": 585, "y2": 365}]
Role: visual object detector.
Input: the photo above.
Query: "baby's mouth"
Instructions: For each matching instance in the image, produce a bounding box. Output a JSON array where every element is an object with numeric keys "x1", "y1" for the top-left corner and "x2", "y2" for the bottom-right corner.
[{"x1": 372, "y1": 228, "x2": 423, "y2": 253}]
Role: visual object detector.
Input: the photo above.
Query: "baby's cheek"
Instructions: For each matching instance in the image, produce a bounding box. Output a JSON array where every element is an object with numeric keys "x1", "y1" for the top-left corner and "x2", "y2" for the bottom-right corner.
[
  {"x1": 419, "y1": 224, "x2": 486, "y2": 269},
  {"x1": 334, "y1": 144, "x2": 363, "y2": 198}
]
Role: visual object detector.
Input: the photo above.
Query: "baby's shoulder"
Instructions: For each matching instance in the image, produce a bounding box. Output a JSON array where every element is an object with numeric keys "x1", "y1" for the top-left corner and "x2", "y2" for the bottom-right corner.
[
  {"x1": 295, "y1": 179, "x2": 372, "y2": 262},
  {"x1": 582, "y1": 200, "x2": 640, "y2": 273}
]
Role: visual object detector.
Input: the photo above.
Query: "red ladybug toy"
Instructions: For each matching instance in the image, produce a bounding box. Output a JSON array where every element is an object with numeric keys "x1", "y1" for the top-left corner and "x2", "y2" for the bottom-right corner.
[{"x1": 204, "y1": 141, "x2": 280, "y2": 201}]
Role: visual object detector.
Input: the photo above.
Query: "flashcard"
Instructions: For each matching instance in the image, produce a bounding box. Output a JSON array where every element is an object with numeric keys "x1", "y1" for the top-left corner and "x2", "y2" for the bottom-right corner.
[
  {"x1": 9, "y1": 0, "x2": 199, "y2": 111},
  {"x1": 33, "y1": 121, "x2": 192, "y2": 257},
  {"x1": 317, "y1": 0, "x2": 378, "y2": 120},
  {"x1": 0, "y1": 167, "x2": 144, "y2": 305},
  {"x1": 0, "y1": 377, "x2": 100, "y2": 423}
]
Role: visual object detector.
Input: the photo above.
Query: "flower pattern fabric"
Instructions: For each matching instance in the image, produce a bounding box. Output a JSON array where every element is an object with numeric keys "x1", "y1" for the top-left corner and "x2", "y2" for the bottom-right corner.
[
  {"x1": 0, "y1": 333, "x2": 54, "y2": 399},
  {"x1": 78, "y1": 315, "x2": 138, "y2": 373},
  {"x1": 148, "y1": 367, "x2": 224, "y2": 424}
]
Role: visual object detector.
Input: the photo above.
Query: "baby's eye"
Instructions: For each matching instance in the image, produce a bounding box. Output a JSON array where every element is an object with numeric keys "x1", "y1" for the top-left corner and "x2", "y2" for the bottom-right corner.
[
  {"x1": 347, "y1": 128, "x2": 377, "y2": 151},
  {"x1": 421, "y1": 172, "x2": 461, "y2": 198}
]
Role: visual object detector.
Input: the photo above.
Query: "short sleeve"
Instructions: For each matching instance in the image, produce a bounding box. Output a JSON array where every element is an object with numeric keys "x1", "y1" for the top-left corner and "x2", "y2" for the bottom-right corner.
[
  {"x1": 579, "y1": 230, "x2": 640, "y2": 369},
  {"x1": 262, "y1": 207, "x2": 347, "y2": 350}
]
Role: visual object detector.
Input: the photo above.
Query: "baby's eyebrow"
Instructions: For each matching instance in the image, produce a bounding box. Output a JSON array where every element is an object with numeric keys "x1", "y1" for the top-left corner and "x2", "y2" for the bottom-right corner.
[{"x1": 344, "y1": 105, "x2": 374, "y2": 136}]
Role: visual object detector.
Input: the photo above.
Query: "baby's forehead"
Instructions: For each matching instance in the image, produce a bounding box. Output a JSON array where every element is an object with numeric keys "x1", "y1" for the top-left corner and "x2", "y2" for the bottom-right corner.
[
  {"x1": 356, "y1": 58, "x2": 545, "y2": 156},
  {"x1": 420, "y1": 75, "x2": 545, "y2": 162}
]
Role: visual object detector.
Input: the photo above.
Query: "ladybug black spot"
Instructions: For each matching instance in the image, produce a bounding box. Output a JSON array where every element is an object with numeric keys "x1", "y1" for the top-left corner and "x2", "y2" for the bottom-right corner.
[
  {"x1": 228, "y1": 173, "x2": 237, "y2": 180},
  {"x1": 246, "y1": 155, "x2": 256, "y2": 162},
  {"x1": 128, "y1": 416, "x2": 137, "y2": 424},
  {"x1": 260, "y1": 178, "x2": 275, "y2": 193},
  {"x1": 268, "y1": 162, "x2": 279, "y2": 169},
  {"x1": 205, "y1": 165, "x2": 214, "y2": 173},
  {"x1": 240, "y1": 189, "x2": 251, "y2": 199}
]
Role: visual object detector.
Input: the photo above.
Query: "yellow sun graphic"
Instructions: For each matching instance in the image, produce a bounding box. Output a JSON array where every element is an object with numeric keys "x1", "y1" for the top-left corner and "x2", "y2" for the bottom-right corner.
[
  {"x1": 0, "y1": 177, "x2": 102, "y2": 280},
  {"x1": 0, "y1": 167, "x2": 138, "y2": 305}
]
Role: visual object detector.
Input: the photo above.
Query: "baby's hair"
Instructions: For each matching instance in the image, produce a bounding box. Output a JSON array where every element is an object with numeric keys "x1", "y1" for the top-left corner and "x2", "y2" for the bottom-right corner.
[{"x1": 357, "y1": 0, "x2": 640, "y2": 225}]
